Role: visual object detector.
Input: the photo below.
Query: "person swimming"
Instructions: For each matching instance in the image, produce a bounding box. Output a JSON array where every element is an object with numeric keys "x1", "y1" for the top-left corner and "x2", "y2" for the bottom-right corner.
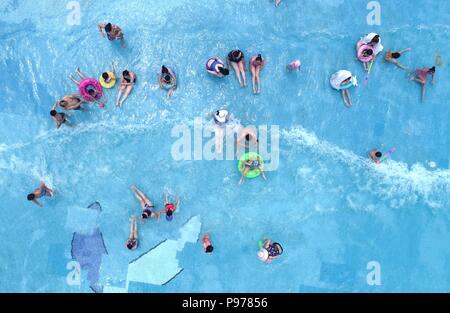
[
  {"x1": 206, "y1": 57, "x2": 229, "y2": 77},
  {"x1": 202, "y1": 233, "x2": 214, "y2": 254},
  {"x1": 159, "y1": 65, "x2": 177, "y2": 98},
  {"x1": 257, "y1": 239, "x2": 283, "y2": 263},
  {"x1": 125, "y1": 216, "x2": 138, "y2": 250},
  {"x1": 409, "y1": 66, "x2": 436, "y2": 101},
  {"x1": 239, "y1": 156, "x2": 266, "y2": 185},
  {"x1": 50, "y1": 101, "x2": 76, "y2": 129},
  {"x1": 227, "y1": 49, "x2": 247, "y2": 87},
  {"x1": 385, "y1": 48, "x2": 411, "y2": 70},
  {"x1": 158, "y1": 192, "x2": 180, "y2": 222},
  {"x1": 116, "y1": 70, "x2": 136, "y2": 107},
  {"x1": 287, "y1": 59, "x2": 301, "y2": 71},
  {"x1": 237, "y1": 127, "x2": 259, "y2": 149},
  {"x1": 250, "y1": 54, "x2": 266, "y2": 94},
  {"x1": 56, "y1": 94, "x2": 86, "y2": 111},
  {"x1": 27, "y1": 181, "x2": 53, "y2": 207},
  {"x1": 368, "y1": 149, "x2": 383, "y2": 163},
  {"x1": 131, "y1": 185, "x2": 159, "y2": 222},
  {"x1": 98, "y1": 22, "x2": 125, "y2": 48}
]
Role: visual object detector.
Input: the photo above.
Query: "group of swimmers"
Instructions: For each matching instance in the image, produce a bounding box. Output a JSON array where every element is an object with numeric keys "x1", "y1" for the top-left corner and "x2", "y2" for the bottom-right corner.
[{"x1": 332, "y1": 32, "x2": 437, "y2": 108}]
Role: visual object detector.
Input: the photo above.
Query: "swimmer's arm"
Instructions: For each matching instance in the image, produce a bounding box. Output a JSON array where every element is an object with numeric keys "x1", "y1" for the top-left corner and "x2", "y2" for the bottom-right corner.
[
  {"x1": 111, "y1": 62, "x2": 116, "y2": 74},
  {"x1": 33, "y1": 199, "x2": 43, "y2": 207},
  {"x1": 431, "y1": 73, "x2": 435, "y2": 83},
  {"x1": 97, "y1": 24, "x2": 106, "y2": 36}
]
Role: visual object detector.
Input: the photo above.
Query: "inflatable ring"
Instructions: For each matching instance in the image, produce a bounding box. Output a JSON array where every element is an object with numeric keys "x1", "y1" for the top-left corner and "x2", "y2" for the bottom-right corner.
[
  {"x1": 357, "y1": 44, "x2": 374, "y2": 63},
  {"x1": 238, "y1": 152, "x2": 264, "y2": 179},
  {"x1": 99, "y1": 71, "x2": 116, "y2": 89},
  {"x1": 79, "y1": 78, "x2": 103, "y2": 102}
]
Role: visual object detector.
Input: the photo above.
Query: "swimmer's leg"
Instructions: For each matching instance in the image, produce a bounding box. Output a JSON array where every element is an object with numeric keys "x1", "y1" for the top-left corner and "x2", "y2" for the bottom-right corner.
[
  {"x1": 251, "y1": 66, "x2": 257, "y2": 94},
  {"x1": 69, "y1": 75, "x2": 81, "y2": 85},
  {"x1": 119, "y1": 85, "x2": 133, "y2": 106},
  {"x1": 231, "y1": 62, "x2": 243, "y2": 86},
  {"x1": 75, "y1": 68, "x2": 87, "y2": 80},
  {"x1": 239, "y1": 167, "x2": 250, "y2": 185},
  {"x1": 239, "y1": 61, "x2": 247, "y2": 87},
  {"x1": 259, "y1": 167, "x2": 267, "y2": 180},
  {"x1": 116, "y1": 85, "x2": 126, "y2": 107},
  {"x1": 342, "y1": 90, "x2": 352, "y2": 107},
  {"x1": 421, "y1": 83, "x2": 426, "y2": 101},
  {"x1": 255, "y1": 66, "x2": 262, "y2": 94}
]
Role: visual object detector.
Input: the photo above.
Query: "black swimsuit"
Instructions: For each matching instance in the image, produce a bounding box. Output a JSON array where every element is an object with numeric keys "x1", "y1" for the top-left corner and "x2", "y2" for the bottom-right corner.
[{"x1": 228, "y1": 50, "x2": 244, "y2": 63}]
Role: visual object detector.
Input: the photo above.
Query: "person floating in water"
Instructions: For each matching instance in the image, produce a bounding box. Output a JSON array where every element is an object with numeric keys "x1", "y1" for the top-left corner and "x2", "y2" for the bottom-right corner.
[
  {"x1": 125, "y1": 216, "x2": 138, "y2": 250},
  {"x1": 27, "y1": 181, "x2": 53, "y2": 207},
  {"x1": 100, "y1": 62, "x2": 117, "y2": 88},
  {"x1": 98, "y1": 22, "x2": 125, "y2": 48},
  {"x1": 159, "y1": 65, "x2": 177, "y2": 99},
  {"x1": 250, "y1": 54, "x2": 266, "y2": 94},
  {"x1": 385, "y1": 48, "x2": 411, "y2": 70},
  {"x1": 239, "y1": 155, "x2": 266, "y2": 185},
  {"x1": 211, "y1": 109, "x2": 231, "y2": 154},
  {"x1": 55, "y1": 94, "x2": 87, "y2": 111},
  {"x1": 409, "y1": 66, "x2": 435, "y2": 101},
  {"x1": 368, "y1": 149, "x2": 383, "y2": 163},
  {"x1": 357, "y1": 33, "x2": 384, "y2": 71},
  {"x1": 116, "y1": 70, "x2": 136, "y2": 107},
  {"x1": 202, "y1": 233, "x2": 214, "y2": 254},
  {"x1": 50, "y1": 103, "x2": 76, "y2": 128},
  {"x1": 257, "y1": 239, "x2": 283, "y2": 263},
  {"x1": 131, "y1": 185, "x2": 159, "y2": 223},
  {"x1": 206, "y1": 57, "x2": 230, "y2": 77},
  {"x1": 237, "y1": 127, "x2": 259, "y2": 149},
  {"x1": 158, "y1": 192, "x2": 180, "y2": 222},
  {"x1": 287, "y1": 59, "x2": 301, "y2": 71},
  {"x1": 227, "y1": 49, "x2": 247, "y2": 87}
]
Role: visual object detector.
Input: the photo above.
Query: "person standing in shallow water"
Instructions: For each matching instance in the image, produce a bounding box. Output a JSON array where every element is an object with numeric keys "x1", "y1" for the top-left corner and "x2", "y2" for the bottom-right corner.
[
  {"x1": 27, "y1": 181, "x2": 53, "y2": 207},
  {"x1": 98, "y1": 22, "x2": 126, "y2": 48}
]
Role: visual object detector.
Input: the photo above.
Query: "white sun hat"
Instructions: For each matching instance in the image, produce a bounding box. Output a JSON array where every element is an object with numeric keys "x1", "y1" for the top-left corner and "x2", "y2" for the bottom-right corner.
[
  {"x1": 214, "y1": 110, "x2": 229, "y2": 124},
  {"x1": 257, "y1": 249, "x2": 269, "y2": 262}
]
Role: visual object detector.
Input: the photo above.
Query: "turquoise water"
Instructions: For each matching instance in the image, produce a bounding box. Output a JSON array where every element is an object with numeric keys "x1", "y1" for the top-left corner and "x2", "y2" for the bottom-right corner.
[{"x1": 0, "y1": 0, "x2": 449, "y2": 292}]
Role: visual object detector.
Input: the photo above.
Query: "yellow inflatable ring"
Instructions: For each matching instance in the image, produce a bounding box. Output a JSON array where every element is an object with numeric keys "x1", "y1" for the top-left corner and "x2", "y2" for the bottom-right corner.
[{"x1": 99, "y1": 71, "x2": 116, "y2": 89}]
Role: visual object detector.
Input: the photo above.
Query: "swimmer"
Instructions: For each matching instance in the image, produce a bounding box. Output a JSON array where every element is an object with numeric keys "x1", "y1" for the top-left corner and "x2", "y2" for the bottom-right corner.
[
  {"x1": 27, "y1": 181, "x2": 53, "y2": 207},
  {"x1": 274, "y1": 0, "x2": 282, "y2": 6},
  {"x1": 368, "y1": 149, "x2": 383, "y2": 163},
  {"x1": 101, "y1": 62, "x2": 117, "y2": 87},
  {"x1": 340, "y1": 77, "x2": 353, "y2": 107},
  {"x1": 202, "y1": 233, "x2": 214, "y2": 254},
  {"x1": 98, "y1": 23, "x2": 125, "y2": 48},
  {"x1": 239, "y1": 156, "x2": 266, "y2": 185},
  {"x1": 159, "y1": 65, "x2": 177, "y2": 99},
  {"x1": 56, "y1": 94, "x2": 87, "y2": 111},
  {"x1": 385, "y1": 48, "x2": 411, "y2": 70},
  {"x1": 131, "y1": 185, "x2": 159, "y2": 223},
  {"x1": 287, "y1": 60, "x2": 301, "y2": 71},
  {"x1": 257, "y1": 239, "x2": 283, "y2": 263},
  {"x1": 206, "y1": 57, "x2": 230, "y2": 77},
  {"x1": 361, "y1": 49, "x2": 374, "y2": 71},
  {"x1": 250, "y1": 54, "x2": 266, "y2": 94},
  {"x1": 116, "y1": 70, "x2": 136, "y2": 107},
  {"x1": 125, "y1": 216, "x2": 138, "y2": 250},
  {"x1": 227, "y1": 49, "x2": 247, "y2": 87},
  {"x1": 237, "y1": 127, "x2": 258, "y2": 149},
  {"x1": 409, "y1": 66, "x2": 435, "y2": 101},
  {"x1": 158, "y1": 192, "x2": 180, "y2": 222},
  {"x1": 211, "y1": 110, "x2": 231, "y2": 154},
  {"x1": 50, "y1": 103, "x2": 76, "y2": 128}
]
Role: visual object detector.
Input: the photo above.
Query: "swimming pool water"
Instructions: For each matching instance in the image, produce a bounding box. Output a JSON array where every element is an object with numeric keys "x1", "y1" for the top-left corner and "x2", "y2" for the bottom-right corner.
[{"x1": 0, "y1": 0, "x2": 449, "y2": 292}]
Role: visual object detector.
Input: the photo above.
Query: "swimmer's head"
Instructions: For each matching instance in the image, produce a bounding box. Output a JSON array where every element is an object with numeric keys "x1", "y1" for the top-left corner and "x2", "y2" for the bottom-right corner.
[
  {"x1": 166, "y1": 209, "x2": 174, "y2": 221},
  {"x1": 232, "y1": 50, "x2": 240, "y2": 58},
  {"x1": 375, "y1": 151, "x2": 382, "y2": 158},
  {"x1": 256, "y1": 54, "x2": 263, "y2": 62},
  {"x1": 27, "y1": 194, "x2": 35, "y2": 201},
  {"x1": 219, "y1": 67, "x2": 230, "y2": 76},
  {"x1": 364, "y1": 49, "x2": 373, "y2": 56},
  {"x1": 162, "y1": 65, "x2": 169, "y2": 74},
  {"x1": 142, "y1": 212, "x2": 149, "y2": 219},
  {"x1": 164, "y1": 74, "x2": 171, "y2": 83},
  {"x1": 245, "y1": 134, "x2": 250, "y2": 141},
  {"x1": 371, "y1": 35, "x2": 380, "y2": 44},
  {"x1": 429, "y1": 66, "x2": 436, "y2": 73},
  {"x1": 206, "y1": 245, "x2": 214, "y2": 253},
  {"x1": 59, "y1": 100, "x2": 67, "y2": 106},
  {"x1": 392, "y1": 52, "x2": 401, "y2": 59},
  {"x1": 122, "y1": 70, "x2": 130, "y2": 77},
  {"x1": 102, "y1": 72, "x2": 109, "y2": 80},
  {"x1": 50, "y1": 110, "x2": 57, "y2": 116},
  {"x1": 105, "y1": 23, "x2": 112, "y2": 33},
  {"x1": 126, "y1": 242, "x2": 134, "y2": 250},
  {"x1": 87, "y1": 89, "x2": 96, "y2": 96}
]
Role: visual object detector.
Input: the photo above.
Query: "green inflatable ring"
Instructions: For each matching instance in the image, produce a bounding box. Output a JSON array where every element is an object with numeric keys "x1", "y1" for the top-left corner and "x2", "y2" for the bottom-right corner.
[{"x1": 238, "y1": 152, "x2": 264, "y2": 179}]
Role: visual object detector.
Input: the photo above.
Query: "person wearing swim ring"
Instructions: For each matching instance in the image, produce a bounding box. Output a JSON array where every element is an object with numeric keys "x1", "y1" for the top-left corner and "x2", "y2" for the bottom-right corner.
[
  {"x1": 98, "y1": 22, "x2": 125, "y2": 48},
  {"x1": 206, "y1": 57, "x2": 229, "y2": 77},
  {"x1": 158, "y1": 192, "x2": 180, "y2": 222},
  {"x1": 237, "y1": 127, "x2": 259, "y2": 149},
  {"x1": 116, "y1": 70, "x2": 136, "y2": 107},
  {"x1": 369, "y1": 149, "x2": 383, "y2": 163},
  {"x1": 250, "y1": 54, "x2": 266, "y2": 94},
  {"x1": 100, "y1": 62, "x2": 117, "y2": 87},
  {"x1": 131, "y1": 185, "x2": 159, "y2": 223},
  {"x1": 56, "y1": 94, "x2": 87, "y2": 111},
  {"x1": 361, "y1": 48, "x2": 374, "y2": 71},
  {"x1": 159, "y1": 65, "x2": 177, "y2": 99},
  {"x1": 385, "y1": 48, "x2": 411, "y2": 70},
  {"x1": 257, "y1": 239, "x2": 283, "y2": 263},
  {"x1": 202, "y1": 233, "x2": 214, "y2": 254},
  {"x1": 227, "y1": 50, "x2": 247, "y2": 87},
  {"x1": 50, "y1": 103, "x2": 76, "y2": 128},
  {"x1": 211, "y1": 109, "x2": 231, "y2": 154},
  {"x1": 409, "y1": 66, "x2": 435, "y2": 101},
  {"x1": 239, "y1": 156, "x2": 266, "y2": 185},
  {"x1": 27, "y1": 181, "x2": 53, "y2": 207},
  {"x1": 125, "y1": 216, "x2": 138, "y2": 250}
]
